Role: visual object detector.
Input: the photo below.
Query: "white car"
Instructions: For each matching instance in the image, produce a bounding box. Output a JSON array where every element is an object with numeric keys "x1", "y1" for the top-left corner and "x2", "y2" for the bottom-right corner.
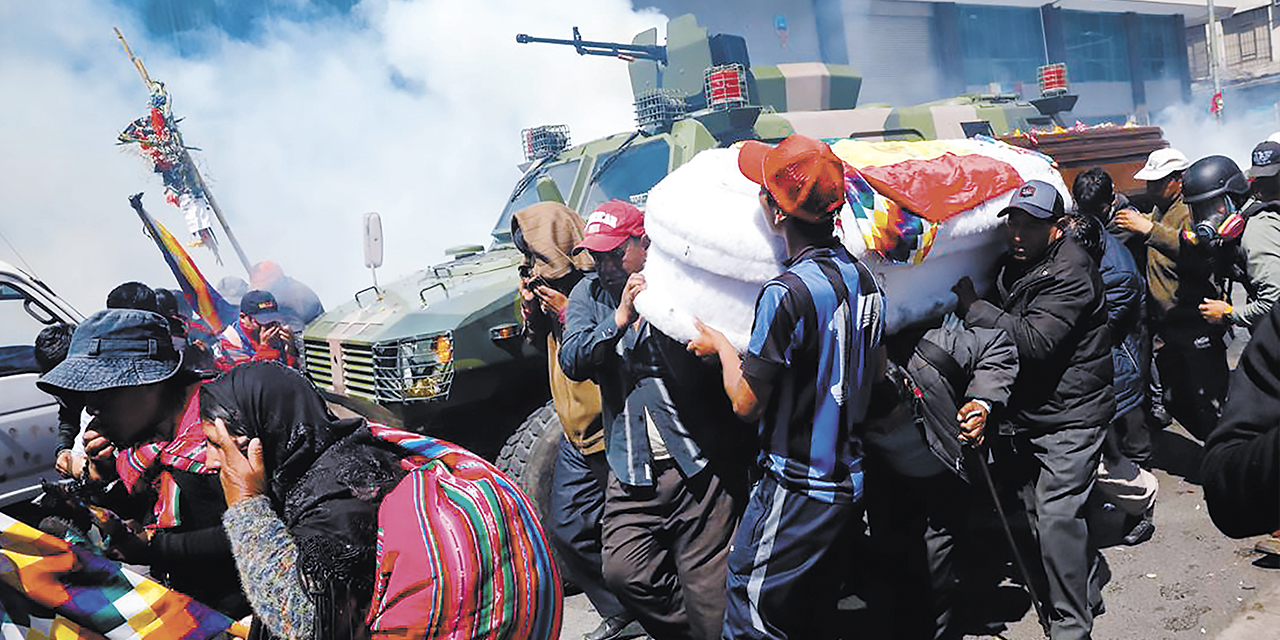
[{"x1": 0, "y1": 260, "x2": 82, "y2": 509}]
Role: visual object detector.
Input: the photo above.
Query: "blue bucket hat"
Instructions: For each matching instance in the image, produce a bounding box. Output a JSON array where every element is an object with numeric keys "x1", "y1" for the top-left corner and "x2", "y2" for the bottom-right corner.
[{"x1": 37, "y1": 308, "x2": 183, "y2": 395}]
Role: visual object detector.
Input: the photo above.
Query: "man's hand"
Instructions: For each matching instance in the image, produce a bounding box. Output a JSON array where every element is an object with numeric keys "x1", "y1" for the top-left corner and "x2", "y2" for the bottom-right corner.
[
  {"x1": 91, "y1": 506, "x2": 152, "y2": 564},
  {"x1": 687, "y1": 318, "x2": 730, "y2": 358},
  {"x1": 1114, "y1": 207, "x2": 1155, "y2": 236},
  {"x1": 203, "y1": 417, "x2": 266, "y2": 505},
  {"x1": 82, "y1": 426, "x2": 118, "y2": 482},
  {"x1": 260, "y1": 323, "x2": 293, "y2": 347},
  {"x1": 533, "y1": 285, "x2": 569, "y2": 318},
  {"x1": 55, "y1": 449, "x2": 75, "y2": 477},
  {"x1": 614, "y1": 273, "x2": 647, "y2": 330},
  {"x1": 957, "y1": 400, "x2": 988, "y2": 446},
  {"x1": 1199, "y1": 298, "x2": 1233, "y2": 324},
  {"x1": 952, "y1": 277, "x2": 978, "y2": 318}
]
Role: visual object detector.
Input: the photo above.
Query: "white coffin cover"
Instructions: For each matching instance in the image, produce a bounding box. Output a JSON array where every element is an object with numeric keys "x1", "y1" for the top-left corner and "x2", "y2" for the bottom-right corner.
[{"x1": 634, "y1": 142, "x2": 1070, "y2": 351}]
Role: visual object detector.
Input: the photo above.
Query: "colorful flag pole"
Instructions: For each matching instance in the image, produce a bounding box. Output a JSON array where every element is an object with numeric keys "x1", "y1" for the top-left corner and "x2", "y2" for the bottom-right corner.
[
  {"x1": 115, "y1": 27, "x2": 254, "y2": 276},
  {"x1": 129, "y1": 193, "x2": 236, "y2": 334}
]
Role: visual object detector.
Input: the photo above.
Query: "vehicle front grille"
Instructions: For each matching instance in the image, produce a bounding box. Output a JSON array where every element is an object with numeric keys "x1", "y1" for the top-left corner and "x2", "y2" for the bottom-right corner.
[{"x1": 304, "y1": 333, "x2": 453, "y2": 404}]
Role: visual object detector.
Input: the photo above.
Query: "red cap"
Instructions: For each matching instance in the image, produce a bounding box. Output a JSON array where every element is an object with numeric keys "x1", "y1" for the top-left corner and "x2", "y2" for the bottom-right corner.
[
  {"x1": 574, "y1": 200, "x2": 646, "y2": 254},
  {"x1": 738, "y1": 134, "x2": 846, "y2": 222}
]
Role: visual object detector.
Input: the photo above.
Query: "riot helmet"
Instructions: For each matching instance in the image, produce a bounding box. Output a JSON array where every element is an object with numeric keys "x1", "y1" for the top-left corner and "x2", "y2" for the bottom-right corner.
[
  {"x1": 1183, "y1": 155, "x2": 1249, "y2": 205},
  {"x1": 1181, "y1": 155, "x2": 1249, "y2": 247}
]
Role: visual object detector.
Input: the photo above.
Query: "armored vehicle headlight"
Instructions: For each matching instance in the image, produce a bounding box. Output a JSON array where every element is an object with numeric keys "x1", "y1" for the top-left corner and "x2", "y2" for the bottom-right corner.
[{"x1": 434, "y1": 334, "x2": 453, "y2": 364}]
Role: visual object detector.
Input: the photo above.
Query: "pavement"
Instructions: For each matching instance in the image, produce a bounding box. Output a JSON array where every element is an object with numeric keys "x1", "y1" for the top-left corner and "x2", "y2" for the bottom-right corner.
[{"x1": 962, "y1": 422, "x2": 1280, "y2": 640}]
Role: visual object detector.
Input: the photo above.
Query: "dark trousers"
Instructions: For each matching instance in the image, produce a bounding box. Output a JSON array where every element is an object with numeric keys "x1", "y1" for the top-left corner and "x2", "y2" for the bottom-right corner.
[
  {"x1": 1003, "y1": 426, "x2": 1106, "y2": 640},
  {"x1": 1153, "y1": 326, "x2": 1228, "y2": 441},
  {"x1": 722, "y1": 474, "x2": 860, "y2": 640},
  {"x1": 865, "y1": 467, "x2": 970, "y2": 640},
  {"x1": 549, "y1": 438, "x2": 629, "y2": 620},
  {"x1": 602, "y1": 463, "x2": 741, "y2": 640},
  {"x1": 1108, "y1": 405, "x2": 1151, "y2": 467}
]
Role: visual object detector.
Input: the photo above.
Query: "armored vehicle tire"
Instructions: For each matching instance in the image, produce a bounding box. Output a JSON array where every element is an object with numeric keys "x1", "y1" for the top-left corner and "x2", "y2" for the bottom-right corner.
[{"x1": 497, "y1": 401, "x2": 562, "y2": 521}]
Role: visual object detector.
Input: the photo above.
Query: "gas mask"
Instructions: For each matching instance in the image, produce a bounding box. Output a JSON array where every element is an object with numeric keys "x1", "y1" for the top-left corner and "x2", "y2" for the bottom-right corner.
[{"x1": 1185, "y1": 195, "x2": 1245, "y2": 247}]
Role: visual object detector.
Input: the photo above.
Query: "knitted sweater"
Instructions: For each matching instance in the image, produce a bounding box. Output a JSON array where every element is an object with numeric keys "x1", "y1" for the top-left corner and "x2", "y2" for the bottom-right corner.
[{"x1": 223, "y1": 496, "x2": 314, "y2": 640}]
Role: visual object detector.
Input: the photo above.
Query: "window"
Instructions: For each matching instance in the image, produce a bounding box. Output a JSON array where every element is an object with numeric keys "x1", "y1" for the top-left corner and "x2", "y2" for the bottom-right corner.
[
  {"x1": 0, "y1": 283, "x2": 59, "y2": 376},
  {"x1": 1061, "y1": 11, "x2": 1131, "y2": 82},
  {"x1": 491, "y1": 159, "x2": 583, "y2": 242},
  {"x1": 1188, "y1": 27, "x2": 1210, "y2": 79},
  {"x1": 1136, "y1": 15, "x2": 1182, "y2": 80},
  {"x1": 1222, "y1": 8, "x2": 1272, "y2": 65},
  {"x1": 956, "y1": 6, "x2": 1046, "y2": 89},
  {"x1": 580, "y1": 141, "x2": 672, "y2": 216}
]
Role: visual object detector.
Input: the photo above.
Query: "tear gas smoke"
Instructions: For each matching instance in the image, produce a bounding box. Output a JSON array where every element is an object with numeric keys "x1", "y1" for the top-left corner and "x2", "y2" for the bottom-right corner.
[
  {"x1": 0, "y1": 0, "x2": 664, "y2": 314},
  {"x1": 1155, "y1": 100, "x2": 1280, "y2": 171}
]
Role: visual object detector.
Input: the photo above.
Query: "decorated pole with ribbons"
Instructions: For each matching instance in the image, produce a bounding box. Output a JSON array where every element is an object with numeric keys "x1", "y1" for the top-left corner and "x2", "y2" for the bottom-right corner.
[{"x1": 114, "y1": 27, "x2": 254, "y2": 275}]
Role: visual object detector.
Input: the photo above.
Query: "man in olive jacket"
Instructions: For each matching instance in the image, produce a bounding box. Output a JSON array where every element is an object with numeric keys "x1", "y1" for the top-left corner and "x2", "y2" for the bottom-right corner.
[{"x1": 954, "y1": 180, "x2": 1115, "y2": 640}]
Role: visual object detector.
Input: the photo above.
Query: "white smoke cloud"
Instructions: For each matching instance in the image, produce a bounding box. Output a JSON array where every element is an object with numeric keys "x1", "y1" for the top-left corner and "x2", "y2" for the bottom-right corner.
[
  {"x1": 1155, "y1": 100, "x2": 1280, "y2": 171},
  {"x1": 0, "y1": 0, "x2": 665, "y2": 314}
]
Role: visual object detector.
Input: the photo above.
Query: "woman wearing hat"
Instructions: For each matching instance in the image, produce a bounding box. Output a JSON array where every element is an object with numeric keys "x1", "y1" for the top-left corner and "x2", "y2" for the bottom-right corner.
[
  {"x1": 200, "y1": 361, "x2": 562, "y2": 640},
  {"x1": 37, "y1": 308, "x2": 250, "y2": 619}
]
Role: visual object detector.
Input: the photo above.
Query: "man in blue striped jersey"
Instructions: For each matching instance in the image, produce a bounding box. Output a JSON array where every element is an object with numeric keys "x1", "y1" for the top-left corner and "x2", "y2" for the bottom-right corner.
[{"x1": 690, "y1": 134, "x2": 887, "y2": 640}]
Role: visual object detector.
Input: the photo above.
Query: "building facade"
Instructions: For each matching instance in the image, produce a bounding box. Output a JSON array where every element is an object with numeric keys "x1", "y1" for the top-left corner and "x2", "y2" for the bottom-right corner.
[
  {"x1": 1187, "y1": 0, "x2": 1280, "y2": 116},
  {"x1": 642, "y1": 0, "x2": 1215, "y2": 124}
]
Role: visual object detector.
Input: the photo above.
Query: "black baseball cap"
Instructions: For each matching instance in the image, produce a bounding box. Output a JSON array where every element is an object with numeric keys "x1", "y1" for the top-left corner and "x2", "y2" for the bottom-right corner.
[
  {"x1": 999, "y1": 180, "x2": 1065, "y2": 220},
  {"x1": 1251, "y1": 141, "x2": 1280, "y2": 178},
  {"x1": 240, "y1": 290, "x2": 285, "y2": 324}
]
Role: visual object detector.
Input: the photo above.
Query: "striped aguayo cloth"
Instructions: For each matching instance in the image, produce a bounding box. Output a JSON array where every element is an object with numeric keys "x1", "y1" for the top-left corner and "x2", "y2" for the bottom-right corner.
[
  {"x1": 367, "y1": 425, "x2": 563, "y2": 640},
  {"x1": 0, "y1": 512, "x2": 239, "y2": 640}
]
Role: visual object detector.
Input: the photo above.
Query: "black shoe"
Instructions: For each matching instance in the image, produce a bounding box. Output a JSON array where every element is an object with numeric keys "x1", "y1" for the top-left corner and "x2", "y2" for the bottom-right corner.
[
  {"x1": 584, "y1": 616, "x2": 643, "y2": 640},
  {"x1": 1123, "y1": 517, "x2": 1155, "y2": 546}
]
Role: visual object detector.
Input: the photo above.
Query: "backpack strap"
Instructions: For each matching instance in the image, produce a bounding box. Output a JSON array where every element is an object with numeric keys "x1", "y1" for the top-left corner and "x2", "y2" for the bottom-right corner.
[{"x1": 915, "y1": 337, "x2": 966, "y2": 407}]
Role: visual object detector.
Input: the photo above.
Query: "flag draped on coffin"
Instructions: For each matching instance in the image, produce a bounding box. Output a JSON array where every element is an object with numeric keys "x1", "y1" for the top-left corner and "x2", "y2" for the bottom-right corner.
[
  {"x1": 0, "y1": 513, "x2": 240, "y2": 640},
  {"x1": 832, "y1": 138, "x2": 1025, "y2": 264},
  {"x1": 131, "y1": 196, "x2": 236, "y2": 334},
  {"x1": 118, "y1": 86, "x2": 222, "y2": 264}
]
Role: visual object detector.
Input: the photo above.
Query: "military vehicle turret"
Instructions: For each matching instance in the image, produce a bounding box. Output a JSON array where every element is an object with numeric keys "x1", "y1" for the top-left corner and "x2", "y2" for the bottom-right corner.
[{"x1": 301, "y1": 14, "x2": 1133, "y2": 500}]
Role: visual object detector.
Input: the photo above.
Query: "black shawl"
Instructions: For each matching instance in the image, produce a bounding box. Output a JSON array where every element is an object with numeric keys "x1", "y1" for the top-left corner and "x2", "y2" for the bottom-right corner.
[{"x1": 200, "y1": 362, "x2": 410, "y2": 640}]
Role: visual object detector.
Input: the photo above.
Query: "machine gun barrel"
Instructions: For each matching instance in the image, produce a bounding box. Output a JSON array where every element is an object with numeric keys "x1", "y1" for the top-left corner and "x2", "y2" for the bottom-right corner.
[{"x1": 516, "y1": 26, "x2": 666, "y2": 64}]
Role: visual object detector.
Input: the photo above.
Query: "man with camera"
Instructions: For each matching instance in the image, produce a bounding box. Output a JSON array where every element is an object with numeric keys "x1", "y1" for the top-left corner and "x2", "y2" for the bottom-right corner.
[{"x1": 214, "y1": 289, "x2": 299, "y2": 371}]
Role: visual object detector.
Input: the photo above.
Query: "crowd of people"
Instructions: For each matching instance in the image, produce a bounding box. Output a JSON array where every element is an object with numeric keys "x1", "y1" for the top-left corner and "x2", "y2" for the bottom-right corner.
[
  {"x1": 29, "y1": 271, "x2": 562, "y2": 639},
  {"x1": 513, "y1": 134, "x2": 1280, "y2": 640},
  {"x1": 22, "y1": 133, "x2": 1280, "y2": 640}
]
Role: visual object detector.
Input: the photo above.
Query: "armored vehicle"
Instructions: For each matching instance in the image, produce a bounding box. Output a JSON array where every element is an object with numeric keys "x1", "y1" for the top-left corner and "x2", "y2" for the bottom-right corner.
[{"x1": 301, "y1": 14, "x2": 1107, "y2": 500}]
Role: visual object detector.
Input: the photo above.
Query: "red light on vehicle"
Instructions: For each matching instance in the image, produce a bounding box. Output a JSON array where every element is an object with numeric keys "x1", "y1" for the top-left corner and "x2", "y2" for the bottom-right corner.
[
  {"x1": 1038, "y1": 63, "x2": 1068, "y2": 97},
  {"x1": 705, "y1": 64, "x2": 748, "y2": 110}
]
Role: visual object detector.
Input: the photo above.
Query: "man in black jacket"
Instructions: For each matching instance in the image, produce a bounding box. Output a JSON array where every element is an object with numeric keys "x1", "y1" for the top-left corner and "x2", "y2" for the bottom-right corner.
[
  {"x1": 863, "y1": 315, "x2": 1019, "y2": 640},
  {"x1": 1201, "y1": 300, "x2": 1280, "y2": 538},
  {"x1": 955, "y1": 180, "x2": 1114, "y2": 640}
]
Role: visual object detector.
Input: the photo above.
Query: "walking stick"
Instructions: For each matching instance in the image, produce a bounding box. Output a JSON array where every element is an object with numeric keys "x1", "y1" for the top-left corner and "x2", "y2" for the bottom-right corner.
[{"x1": 965, "y1": 444, "x2": 1051, "y2": 637}]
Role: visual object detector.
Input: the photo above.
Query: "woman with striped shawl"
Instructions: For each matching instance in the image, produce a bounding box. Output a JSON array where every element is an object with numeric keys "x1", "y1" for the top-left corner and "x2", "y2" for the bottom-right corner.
[{"x1": 199, "y1": 361, "x2": 561, "y2": 640}]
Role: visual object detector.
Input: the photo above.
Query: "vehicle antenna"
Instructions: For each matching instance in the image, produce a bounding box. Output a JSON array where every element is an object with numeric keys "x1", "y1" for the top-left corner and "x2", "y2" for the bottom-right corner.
[
  {"x1": 114, "y1": 27, "x2": 256, "y2": 277},
  {"x1": 0, "y1": 228, "x2": 38, "y2": 276}
]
